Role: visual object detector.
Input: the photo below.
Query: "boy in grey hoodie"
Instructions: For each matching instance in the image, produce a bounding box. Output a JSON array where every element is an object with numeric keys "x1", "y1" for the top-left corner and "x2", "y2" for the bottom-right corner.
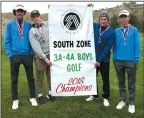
[{"x1": 29, "y1": 10, "x2": 55, "y2": 104}]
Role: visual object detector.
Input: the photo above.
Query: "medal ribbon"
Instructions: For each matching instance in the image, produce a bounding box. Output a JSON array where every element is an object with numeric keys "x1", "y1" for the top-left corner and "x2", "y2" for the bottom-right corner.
[
  {"x1": 36, "y1": 24, "x2": 44, "y2": 40},
  {"x1": 16, "y1": 20, "x2": 24, "y2": 36},
  {"x1": 122, "y1": 27, "x2": 129, "y2": 45},
  {"x1": 98, "y1": 26, "x2": 110, "y2": 42}
]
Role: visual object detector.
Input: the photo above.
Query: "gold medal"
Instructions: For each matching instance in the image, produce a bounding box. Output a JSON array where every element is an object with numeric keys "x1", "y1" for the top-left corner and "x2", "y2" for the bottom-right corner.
[
  {"x1": 98, "y1": 38, "x2": 101, "y2": 43},
  {"x1": 124, "y1": 37, "x2": 126, "y2": 46},
  {"x1": 20, "y1": 35, "x2": 24, "y2": 40}
]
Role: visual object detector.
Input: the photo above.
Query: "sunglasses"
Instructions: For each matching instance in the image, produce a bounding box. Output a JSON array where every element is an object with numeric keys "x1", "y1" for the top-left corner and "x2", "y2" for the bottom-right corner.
[{"x1": 119, "y1": 15, "x2": 128, "y2": 18}]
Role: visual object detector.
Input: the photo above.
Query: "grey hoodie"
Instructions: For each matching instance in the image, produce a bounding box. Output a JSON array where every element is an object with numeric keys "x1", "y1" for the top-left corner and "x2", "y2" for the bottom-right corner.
[{"x1": 29, "y1": 21, "x2": 49, "y2": 62}]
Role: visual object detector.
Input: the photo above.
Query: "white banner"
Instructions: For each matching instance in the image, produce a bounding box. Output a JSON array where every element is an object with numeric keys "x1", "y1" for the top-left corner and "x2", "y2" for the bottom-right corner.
[{"x1": 49, "y1": 4, "x2": 97, "y2": 96}]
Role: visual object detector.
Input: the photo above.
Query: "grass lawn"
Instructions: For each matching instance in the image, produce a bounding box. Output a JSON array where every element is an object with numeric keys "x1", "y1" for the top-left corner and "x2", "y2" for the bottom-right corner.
[{"x1": 1, "y1": 35, "x2": 144, "y2": 118}]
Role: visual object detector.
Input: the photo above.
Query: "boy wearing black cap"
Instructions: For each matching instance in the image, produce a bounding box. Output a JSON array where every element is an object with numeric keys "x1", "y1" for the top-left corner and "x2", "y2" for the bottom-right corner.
[
  {"x1": 86, "y1": 4, "x2": 115, "y2": 107},
  {"x1": 29, "y1": 10, "x2": 55, "y2": 104},
  {"x1": 4, "y1": 4, "x2": 38, "y2": 110}
]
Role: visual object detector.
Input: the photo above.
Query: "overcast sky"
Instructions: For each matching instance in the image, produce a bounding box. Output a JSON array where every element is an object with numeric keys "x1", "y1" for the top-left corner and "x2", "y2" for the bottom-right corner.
[{"x1": 2, "y1": 2, "x2": 143, "y2": 14}]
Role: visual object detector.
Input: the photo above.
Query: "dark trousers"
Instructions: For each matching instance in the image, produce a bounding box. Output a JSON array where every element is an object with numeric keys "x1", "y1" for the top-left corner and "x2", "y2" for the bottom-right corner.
[
  {"x1": 10, "y1": 54, "x2": 36, "y2": 100},
  {"x1": 93, "y1": 62, "x2": 110, "y2": 99},
  {"x1": 113, "y1": 60, "x2": 137, "y2": 105}
]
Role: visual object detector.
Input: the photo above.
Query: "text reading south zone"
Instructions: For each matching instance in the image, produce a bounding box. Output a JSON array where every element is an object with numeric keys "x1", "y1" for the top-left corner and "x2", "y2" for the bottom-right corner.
[{"x1": 53, "y1": 40, "x2": 91, "y2": 48}]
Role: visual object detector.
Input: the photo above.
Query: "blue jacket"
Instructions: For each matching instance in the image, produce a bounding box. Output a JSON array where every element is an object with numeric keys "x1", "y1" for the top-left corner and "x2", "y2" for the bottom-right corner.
[
  {"x1": 113, "y1": 25, "x2": 140, "y2": 63},
  {"x1": 4, "y1": 18, "x2": 33, "y2": 58},
  {"x1": 93, "y1": 22, "x2": 115, "y2": 63}
]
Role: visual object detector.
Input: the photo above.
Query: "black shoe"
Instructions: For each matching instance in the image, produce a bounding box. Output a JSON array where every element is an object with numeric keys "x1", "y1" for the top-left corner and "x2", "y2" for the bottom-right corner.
[
  {"x1": 95, "y1": 95, "x2": 99, "y2": 99},
  {"x1": 46, "y1": 95, "x2": 56, "y2": 102},
  {"x1": 38, "y1": 96, "x2": 46, "y2": 105}
]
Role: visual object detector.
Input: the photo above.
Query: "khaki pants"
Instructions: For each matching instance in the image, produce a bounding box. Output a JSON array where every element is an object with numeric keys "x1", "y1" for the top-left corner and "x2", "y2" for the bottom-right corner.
[{"x1": 34, "y1": 55, "x2": 51, "y2": 95}]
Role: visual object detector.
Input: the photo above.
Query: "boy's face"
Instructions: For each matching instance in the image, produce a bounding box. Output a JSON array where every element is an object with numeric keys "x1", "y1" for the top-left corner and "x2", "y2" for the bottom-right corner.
[
  {"x1": 99, "y1": 17, "x2": 108, "y2": 27},
  {"x1": 119, "y1": 15, "x2": 130, "y2": 25},
  {"x1": 15, "y1": 9, "x2": 25, "y2": 19},
  {"x1": 31, "y1": 15, "x2": 42, "y2": 25}
]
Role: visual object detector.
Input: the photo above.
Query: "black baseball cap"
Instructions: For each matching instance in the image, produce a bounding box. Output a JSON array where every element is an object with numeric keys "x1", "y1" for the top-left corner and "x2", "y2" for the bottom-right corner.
[{"x1": 31, "y1": 10, "x2": 40, "y2": 17}]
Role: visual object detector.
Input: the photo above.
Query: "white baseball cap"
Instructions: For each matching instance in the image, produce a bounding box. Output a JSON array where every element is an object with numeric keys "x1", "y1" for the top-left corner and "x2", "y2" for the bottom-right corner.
[
  {"x1": 119, "y1": 10, "x2": 129, "y2": 17},
  {"x1": 14, "y1": 4, "x2": 26, "y2": 11}
]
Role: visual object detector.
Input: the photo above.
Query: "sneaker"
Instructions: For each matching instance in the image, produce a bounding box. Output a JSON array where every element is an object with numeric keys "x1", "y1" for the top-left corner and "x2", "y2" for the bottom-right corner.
[
  {"x1": 86, "y1": 95, "x2": 98, "y2": 101},
  {"x1": 128, "y1": 105, "x2": 135, "y2": 113},
  {"x1": 46, "y1": 94, "x2": 55, "y2": 102},
  {"x1": 30, "y1": 98, "x2": 38, "y2": 106},
  {"x1": 12, "y1": 100, "x2": 19, "y2": 110},
  {"x1": 103, "y1": 99, "x2": 109, "y2": 106},
  {"x1": 116, "y1": 101, "x2": 126, "y2": 109},
  {"x1": 38, "y1": 96, "x2": 46, "y2": 104}
]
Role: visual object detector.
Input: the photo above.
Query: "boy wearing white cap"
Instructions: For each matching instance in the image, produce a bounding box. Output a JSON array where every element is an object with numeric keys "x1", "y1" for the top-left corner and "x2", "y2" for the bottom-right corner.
[
  {"x1": 113, "y1": 10, "x2": 141, "y2": 113},
  {"x1": 4, "y1": 4, "x2": 38, "y2": 110}
]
